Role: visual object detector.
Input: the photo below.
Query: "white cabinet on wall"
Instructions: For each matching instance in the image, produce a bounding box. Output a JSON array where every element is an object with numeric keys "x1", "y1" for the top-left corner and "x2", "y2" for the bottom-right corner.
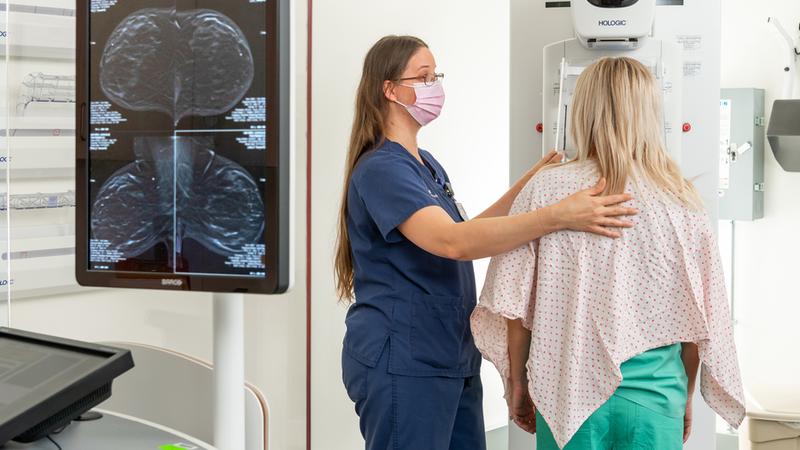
[{"x1": 0, "y1": 1, "x2": 79, "y2": 300}]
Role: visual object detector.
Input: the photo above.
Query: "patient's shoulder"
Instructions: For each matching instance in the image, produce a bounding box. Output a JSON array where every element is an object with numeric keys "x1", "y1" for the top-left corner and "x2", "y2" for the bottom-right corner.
[{"x1": 528, "y1": 160, "x2": 598, "y2": 205}]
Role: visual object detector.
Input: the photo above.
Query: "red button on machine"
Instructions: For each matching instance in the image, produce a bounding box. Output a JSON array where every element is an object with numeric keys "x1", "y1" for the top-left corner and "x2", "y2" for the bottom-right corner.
[
  {"x1": 536, "y1": 123, "x2": 544, "y2": 133},
  {"x1": 682, "y1": 123, "x2": 692, "y2": 133}
]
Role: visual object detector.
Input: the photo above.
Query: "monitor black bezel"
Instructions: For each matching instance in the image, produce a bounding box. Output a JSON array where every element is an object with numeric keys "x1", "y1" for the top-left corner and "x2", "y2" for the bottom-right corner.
[
  {"x1": 75, "y1": 0, "x2": 291, "y2": 294},
  {"x1": 0, "y1": 327, "x2": 135, "y2": 445}
]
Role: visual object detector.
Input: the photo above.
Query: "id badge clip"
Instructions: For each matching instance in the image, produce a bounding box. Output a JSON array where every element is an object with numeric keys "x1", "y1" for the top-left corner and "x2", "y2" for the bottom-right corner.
[
  {"x1": 444, "y1": 181, "x2": 469, "y2": 221},
  {"x1": 456, "y1": 202, "x2": 469, "y2": 221}
]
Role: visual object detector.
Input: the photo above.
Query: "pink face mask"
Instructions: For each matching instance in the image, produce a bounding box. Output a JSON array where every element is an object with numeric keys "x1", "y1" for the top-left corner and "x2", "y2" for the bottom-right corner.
[{"x1": 394, "y1": 80, "x2": 445, "y2": 126}]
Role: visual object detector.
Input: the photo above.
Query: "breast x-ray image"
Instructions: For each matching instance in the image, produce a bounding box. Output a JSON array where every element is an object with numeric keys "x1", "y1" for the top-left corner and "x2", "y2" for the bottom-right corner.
[
  {"x1": 87, "y1": 1, "x2": 271, "y2": 278},
  {"x1": 99, "y1": 8, "x2": 255, "y2": 123},
  {"x1": 91, "y1": 136, "x2": 265, "y2": 263}
]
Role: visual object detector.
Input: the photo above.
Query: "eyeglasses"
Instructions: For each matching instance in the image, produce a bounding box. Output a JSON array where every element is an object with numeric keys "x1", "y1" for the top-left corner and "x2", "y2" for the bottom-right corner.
[{"x1": 395, "y1": 72, "x2": 445, "y2": 87}]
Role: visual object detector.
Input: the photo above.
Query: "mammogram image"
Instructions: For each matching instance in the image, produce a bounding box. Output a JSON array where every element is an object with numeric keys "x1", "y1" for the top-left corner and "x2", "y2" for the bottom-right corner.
[
  {"x1": 92, "y1": 137, "x2": 265, "y2": 262},
  {"x1": 92, "y1": 7, "x2": 265, "y2": 269},
  {"x1": 99, "y1": 7, "x2": 254, "y2": 122}
]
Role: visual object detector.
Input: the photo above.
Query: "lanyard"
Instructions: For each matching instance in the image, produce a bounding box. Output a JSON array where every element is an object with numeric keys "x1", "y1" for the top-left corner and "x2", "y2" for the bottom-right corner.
[
  {"x1": 422, "y1": 159, "x2": 455, "y2": 199},
  {"x1": 422, "y1": 158, "x2": 467, "y2": 220}
]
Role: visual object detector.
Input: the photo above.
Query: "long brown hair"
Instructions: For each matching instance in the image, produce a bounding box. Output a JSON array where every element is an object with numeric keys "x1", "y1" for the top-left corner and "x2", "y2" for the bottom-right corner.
[
  {"x1": 334, "y1": 35, "x2": 428, "y2": 302},
  {"x1": 570, "y1": 57, "x2": 701, "y2": 209}
]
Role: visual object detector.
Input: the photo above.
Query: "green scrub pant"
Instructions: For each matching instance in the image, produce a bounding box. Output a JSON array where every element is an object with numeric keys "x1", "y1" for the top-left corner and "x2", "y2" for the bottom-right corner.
[{"x1": 535, "y1": 395, "x2": 684, "y2": 450}]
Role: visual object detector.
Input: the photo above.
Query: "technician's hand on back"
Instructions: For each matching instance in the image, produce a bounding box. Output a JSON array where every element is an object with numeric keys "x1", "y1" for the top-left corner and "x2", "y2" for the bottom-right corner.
[{"x1": 334, "y1": 35, "x2": 637, "y2": 450}]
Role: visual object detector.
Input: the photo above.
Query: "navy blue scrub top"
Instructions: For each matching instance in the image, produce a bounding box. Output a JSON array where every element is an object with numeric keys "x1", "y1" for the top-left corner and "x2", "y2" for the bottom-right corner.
[{"x1": 343, "y1": 139, "x2": 482, "y2": 378}]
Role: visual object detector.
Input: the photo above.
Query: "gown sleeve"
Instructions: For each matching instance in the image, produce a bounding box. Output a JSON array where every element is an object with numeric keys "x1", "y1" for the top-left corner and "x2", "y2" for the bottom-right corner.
[
  {"x1": 690, "y1": 214, "x2": 746, "y2": 428},
  {"x1": 470, "y1": 178, "x2": 541, "y2": 397}
]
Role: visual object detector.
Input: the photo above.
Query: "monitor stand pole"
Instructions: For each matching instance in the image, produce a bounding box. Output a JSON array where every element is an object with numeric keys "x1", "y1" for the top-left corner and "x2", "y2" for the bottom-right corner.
[{"x1": 213, "y1": 293, "x2": 246, "y2": 450}]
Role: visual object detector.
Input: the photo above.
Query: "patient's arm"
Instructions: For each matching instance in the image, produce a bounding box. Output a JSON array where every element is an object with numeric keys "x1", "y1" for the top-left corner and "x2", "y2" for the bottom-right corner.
[
  {"x1": 681, "y1": 342, "x2": 700, "y2": 442},
  {"x1": 681, "y1": 342, "x2": 699, "y2": 396},
  {"x1": 508, "y1": 318, "x2": 536, "y2": 433},
  {"x1": 508, "y1": 319, "x2": 532, "y2": 387}
]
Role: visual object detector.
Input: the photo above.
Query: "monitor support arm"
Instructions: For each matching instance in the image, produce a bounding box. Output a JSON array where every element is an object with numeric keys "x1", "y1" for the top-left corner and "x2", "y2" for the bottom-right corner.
[
  {"x1": 768, "y1": 17, "x2": 799, "y2": 99},
  {"x1": 214, "y1": 293, "x2": 246, "y2": 450}
]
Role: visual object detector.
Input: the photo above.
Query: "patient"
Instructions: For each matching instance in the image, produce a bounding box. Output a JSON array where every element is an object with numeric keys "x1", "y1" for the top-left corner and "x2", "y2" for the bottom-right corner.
[{"x1": 471, "y1": 57, "x2": 745, "y2": 450}]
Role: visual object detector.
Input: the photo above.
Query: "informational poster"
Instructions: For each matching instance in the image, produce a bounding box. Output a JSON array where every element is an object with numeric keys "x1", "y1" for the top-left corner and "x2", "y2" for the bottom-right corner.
[
  {"x1": 87, "y1": 1, "x2": 272, "y2": 278},
  {"x1": 684, "y1": 61, "x2": 703, "y2": 78},
  {"x1": 676, "y1": 35, "x2": 703, "y2": 51}
]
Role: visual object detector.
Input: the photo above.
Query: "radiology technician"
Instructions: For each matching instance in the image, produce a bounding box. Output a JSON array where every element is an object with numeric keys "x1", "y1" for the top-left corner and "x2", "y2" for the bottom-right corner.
[{"x1": 334, "y1": 35, "x2": 638, "y2": 450}]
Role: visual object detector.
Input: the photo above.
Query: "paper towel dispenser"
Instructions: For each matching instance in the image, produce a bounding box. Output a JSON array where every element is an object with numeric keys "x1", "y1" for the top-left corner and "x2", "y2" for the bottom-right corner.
[{"x1": 768, "y1": 100, "x2": 800, "y2": 172}]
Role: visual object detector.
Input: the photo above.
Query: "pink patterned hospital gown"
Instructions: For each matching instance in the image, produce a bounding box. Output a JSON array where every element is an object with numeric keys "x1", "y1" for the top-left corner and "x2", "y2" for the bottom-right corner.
[{"x1": 471, "y1": 160, "x2": 745, "y2": 448}]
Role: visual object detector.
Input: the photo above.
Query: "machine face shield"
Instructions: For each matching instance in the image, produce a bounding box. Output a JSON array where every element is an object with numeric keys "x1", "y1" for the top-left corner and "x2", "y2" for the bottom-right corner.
[{"x1": 587, "y1": 0, "x2": 641, "y2": 8}]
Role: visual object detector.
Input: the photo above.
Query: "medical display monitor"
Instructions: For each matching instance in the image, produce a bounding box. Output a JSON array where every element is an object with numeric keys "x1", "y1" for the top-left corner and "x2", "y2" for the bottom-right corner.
[
  {"x1": 76, "y1": 0, "x2": 290, "y2": 293},
  {"x1": 0, "y1": 328, "x2": 134, "y2": 445}
]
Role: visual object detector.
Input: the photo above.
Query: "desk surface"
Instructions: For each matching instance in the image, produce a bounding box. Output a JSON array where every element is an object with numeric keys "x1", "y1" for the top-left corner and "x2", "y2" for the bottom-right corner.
[{"x1": 3, "y1": 410, "x2": 215, "y2": 450}]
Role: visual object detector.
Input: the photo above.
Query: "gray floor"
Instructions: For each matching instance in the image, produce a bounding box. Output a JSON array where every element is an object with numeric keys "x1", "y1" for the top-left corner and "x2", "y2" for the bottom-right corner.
[
  {"x1": 486, "y1": 427, "x2": 509, "y2": 450},
  {"x1": 717, "y1": 431, "x2": 739, "y2": 450}
]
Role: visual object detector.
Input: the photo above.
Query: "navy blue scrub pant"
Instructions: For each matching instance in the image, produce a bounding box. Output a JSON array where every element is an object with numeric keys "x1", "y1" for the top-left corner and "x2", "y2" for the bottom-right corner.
[{"x1": 342, "y1": 347, "x2": 487, "y2": 450}]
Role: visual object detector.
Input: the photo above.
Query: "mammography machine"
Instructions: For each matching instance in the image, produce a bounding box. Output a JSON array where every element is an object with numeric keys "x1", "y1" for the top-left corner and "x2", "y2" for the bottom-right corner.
[{"x1": 543, "y1": 0, "x2": 682, "y2": 162}]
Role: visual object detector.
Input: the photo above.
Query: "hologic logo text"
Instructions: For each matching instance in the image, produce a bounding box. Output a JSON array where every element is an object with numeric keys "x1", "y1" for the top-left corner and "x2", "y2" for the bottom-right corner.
[{"x1": 599, "y1": 19, "x2": 628, "y2": 27}]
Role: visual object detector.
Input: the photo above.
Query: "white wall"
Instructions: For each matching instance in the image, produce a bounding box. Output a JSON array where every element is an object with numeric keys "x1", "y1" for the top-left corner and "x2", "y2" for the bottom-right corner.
[
  {"x1": 310, "y1": 0, "x2": 511, "y2": 448},
  {"x1": 719, "y1": 0, "x2": 800, "y2": 407},
  {"x1": 8, "y1": 2, "x2": 310, "y2": 450}
]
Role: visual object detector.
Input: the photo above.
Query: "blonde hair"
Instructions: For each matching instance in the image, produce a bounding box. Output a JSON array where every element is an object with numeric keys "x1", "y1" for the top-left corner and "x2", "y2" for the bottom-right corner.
[
  {"x1": 570, "y1": 57, "x2": 701, "y2": 209},
  {"x1": 334, "y1": 35, "x2": 428, "y2": 303}
]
